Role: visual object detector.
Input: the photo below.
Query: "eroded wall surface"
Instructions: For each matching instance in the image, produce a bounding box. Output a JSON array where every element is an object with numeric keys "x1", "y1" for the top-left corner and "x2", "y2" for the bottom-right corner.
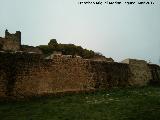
[
  {"x1": 149, "y1": 64, "x2": 160, "y2": 85},
  {"x1": 122, "y1": 59, "x2": 152, "y2": 86},
  {"x1": 89, "y1": 61, "x2": 130, "y2": 89},
  {"x1": 0, "y1": 52, "x2": 159, "y2": 98},
  {"x1": 128, "y1": 59, "x2": 152, "y2": 86},
  {"x1": 0, "y1": 38, "x2": 20, "y2": 51},
  {"x1": 0, "y1": 52, "x2": 94, "y2": 98}
]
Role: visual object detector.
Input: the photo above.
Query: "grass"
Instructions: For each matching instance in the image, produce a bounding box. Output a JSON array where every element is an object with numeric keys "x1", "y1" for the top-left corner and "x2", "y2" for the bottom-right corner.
[{"x1": 0, "y1": 86, "x2": 160, "y2": 120}]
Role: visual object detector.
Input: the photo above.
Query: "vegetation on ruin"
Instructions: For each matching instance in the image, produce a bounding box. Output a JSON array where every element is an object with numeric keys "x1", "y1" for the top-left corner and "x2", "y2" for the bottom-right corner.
[
  {"x1": 0, "y1": 86, "x2": 160, "y2": 120},
  {"x1": 38, "y1": 39, "x2": 102, "y2": 59}
]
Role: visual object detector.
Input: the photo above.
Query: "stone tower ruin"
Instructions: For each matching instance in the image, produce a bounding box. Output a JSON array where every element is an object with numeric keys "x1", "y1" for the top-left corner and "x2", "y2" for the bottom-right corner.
[{"x1": 0, "y1": 29, "x2": 21, "y2": 51}]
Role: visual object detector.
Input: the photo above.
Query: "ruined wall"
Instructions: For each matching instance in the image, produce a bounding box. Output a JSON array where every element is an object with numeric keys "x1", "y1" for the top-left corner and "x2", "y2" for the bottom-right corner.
[
  {"x1": 148, "y1": 64, "x2": 160, "y2": 85},
  {"x1": 122, "y1": 59, "x2": 152, "y2": 86},
  {"x1": 2, "y1": 39, "x2": 20, "y2": 51},
  {"x1": 89, "y1": 61, "x2": 130, "y2": 89},
  {"x1": 0, "y1": 30, "x2": 21, "y2": 51},
  {"x1": 0, "y1": 52, "x2": 159, "y2": 98},
  {"x1": 0, "y1": 38, "x2": 3, "y2": 50},
  {"x1": 0, "y1": 52, "x2": 95, "y2": 98},
  {"x1": 5, "y1": 30, "x2": 21, "y2": 45},
  {"x1": 0, "y1": 69, "x2": 6, "y2": 97},
  {"x1": 0, "y1": 52, "x2": 129, "y2": 98},
  {"x1": 14, "y1": 56, "x2": 95, "y2": 97},
  {"x1": 0, "y1": 52, "x2": 16, "y2": 97}
]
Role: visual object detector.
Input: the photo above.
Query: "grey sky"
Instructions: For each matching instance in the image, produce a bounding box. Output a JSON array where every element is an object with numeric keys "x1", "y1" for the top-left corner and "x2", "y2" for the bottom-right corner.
[{"x1": 0, "y1": 0, "x2": 160, "y2": 64}]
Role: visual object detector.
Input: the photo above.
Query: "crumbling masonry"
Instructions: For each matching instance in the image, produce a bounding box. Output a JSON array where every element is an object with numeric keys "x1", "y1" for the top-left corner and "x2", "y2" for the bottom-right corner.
[
  {"x1": 0, "y1": 30, "x2": 21, "y2": 51},
  {"x1": 0, "y1": 30, "x2": 160, "y2": 98}
]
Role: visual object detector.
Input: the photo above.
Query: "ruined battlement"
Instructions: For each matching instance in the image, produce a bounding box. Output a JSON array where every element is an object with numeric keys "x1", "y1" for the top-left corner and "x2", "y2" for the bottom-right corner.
[
  {"x1": 0, "y1": 30, "x2": 21, "y2": 51},
  {"x1": 5, "y1": 29, "x2": 21, "y2": 44}
]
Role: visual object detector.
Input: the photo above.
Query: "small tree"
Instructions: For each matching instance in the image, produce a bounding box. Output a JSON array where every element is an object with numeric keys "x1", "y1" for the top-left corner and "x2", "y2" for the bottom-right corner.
[{"x1": 48, "y1": 39, "x2": 58, "y2": 46}]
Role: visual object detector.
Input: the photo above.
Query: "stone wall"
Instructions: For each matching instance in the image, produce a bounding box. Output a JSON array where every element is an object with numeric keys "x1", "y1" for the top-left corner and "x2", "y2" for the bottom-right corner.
[
  {"x1": 0, "y1": 52, "x2": 94, "y2": 98},
  {"x1": 0, "y1": 52, "x2": 159, "y2": 98},
  {"x1": 14, "y1": 56, "x2": 95, "y2": 98},
  {"x1": 0, "y1": 38, "x2": 20, "y2": 51},
  {"x1": 148, "y1": 64, "x2": 160, "y2": 85},
  {"x1": 0, "y1": 69, "x2": 6, "y2": 97},
  {"x1": 89, "y1": 61, "x2": 130, "y2": 89},
  {"x1": 0, "y1": 30, "x2": 21, "y2": 51},
  {"x1": 122, "y1": 59, "x2": 152, "y2": 86}
]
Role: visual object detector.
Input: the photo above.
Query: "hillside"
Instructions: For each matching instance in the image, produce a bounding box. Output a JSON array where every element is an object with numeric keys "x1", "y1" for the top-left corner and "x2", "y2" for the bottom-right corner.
[{"x1": 38, "y1": 39, "x2": 112, "y2": 60}]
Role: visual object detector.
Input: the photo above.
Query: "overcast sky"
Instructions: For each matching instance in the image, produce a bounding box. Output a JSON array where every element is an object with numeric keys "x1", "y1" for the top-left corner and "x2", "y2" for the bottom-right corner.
[{"x1": 0, "y1": 0, "x2": 160, "y2": 64}]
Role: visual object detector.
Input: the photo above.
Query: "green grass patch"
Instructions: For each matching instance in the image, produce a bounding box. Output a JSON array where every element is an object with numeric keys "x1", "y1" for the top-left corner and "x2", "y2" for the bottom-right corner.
[{"x1": 0, "y1": 86, "x2": 160, "y2": 120}]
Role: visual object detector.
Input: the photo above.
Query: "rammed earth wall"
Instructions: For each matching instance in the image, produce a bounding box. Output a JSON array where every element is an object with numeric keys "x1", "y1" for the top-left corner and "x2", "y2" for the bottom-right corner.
[
  {"x1": 0, "y1": 52, "x2": 94, "y2": 98},
  {"x1": 148, "y1": 64, "x2": 160, "y2": 85},
  {"x1": 0, "y1": 52, "x2": 159, "y2": 98}
]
